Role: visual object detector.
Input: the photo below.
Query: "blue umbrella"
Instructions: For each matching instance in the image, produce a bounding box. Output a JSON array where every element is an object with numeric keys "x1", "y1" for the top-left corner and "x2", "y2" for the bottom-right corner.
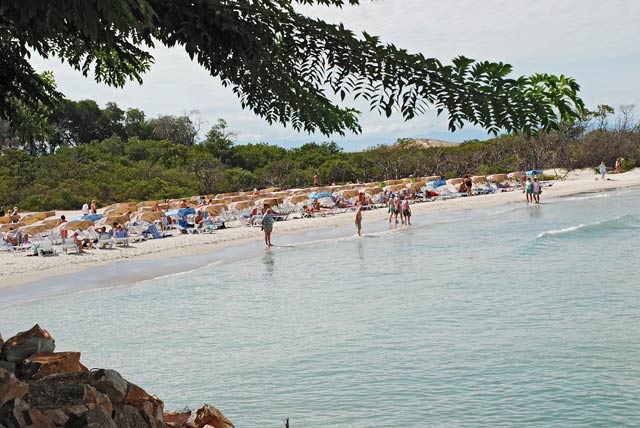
[
  {"x1": 526, "y1": 170, "x2": 543, "y2": 177},
  {"x1": 69, "y1": 214, "x2": 103, "y2": 222},
  {"x1": 426, "y1": 178, "x2": 447, "y2": 188},
  {"x1": 308, "y1": 192, "x2": 334, "y2": 200}
]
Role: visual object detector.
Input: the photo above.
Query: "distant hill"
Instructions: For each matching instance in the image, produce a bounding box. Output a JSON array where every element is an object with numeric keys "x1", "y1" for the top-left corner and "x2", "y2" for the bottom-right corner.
[{"x1": 399, "y1": 138, "x2": 459, "y2": 148}]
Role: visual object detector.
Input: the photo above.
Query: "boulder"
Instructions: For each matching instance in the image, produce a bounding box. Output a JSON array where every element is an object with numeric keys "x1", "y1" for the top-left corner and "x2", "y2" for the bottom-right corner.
[
  {"x1": 188, "y1": 404, "x2": 234, "y2": 428},
  {"x1": 23, "y1": 352, "x2": 88, "y2": 379},
  {"x1": 0, "y1": 368, "x2": 29, "y2": 408},
  {"x1": 2, "y1": 325, "x2": 55, "y2": 364},
  {"x1": 89, "y1": 369, "x2": 128, "y2": 404},
  {"x1": 164, "y1": 409, "x2": 191, "y2": 426},
  {"x1": 25, "y1": 372, "x2": 90, "y2": 408},
  {"x1": 125, "y1": 382, "x2": 164, "y2": 428},
  {"x1": 68, "y1": 407, "x2": 117, "y2": 428},
  {"x1": 21, "y1": 408, "x2": 56, "y2": 427},
  {"x1": 0, "y1": 362, "x2": 16, "y2": 374},
  {"x1": 113, "y1": 404, "x2": 152, "y2": 428}
]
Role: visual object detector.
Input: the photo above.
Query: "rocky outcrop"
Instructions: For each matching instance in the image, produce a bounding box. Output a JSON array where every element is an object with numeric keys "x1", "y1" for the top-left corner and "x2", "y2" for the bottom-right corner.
[{"x1": 0, "y1": 325, "x2": 234, "y2": 428}]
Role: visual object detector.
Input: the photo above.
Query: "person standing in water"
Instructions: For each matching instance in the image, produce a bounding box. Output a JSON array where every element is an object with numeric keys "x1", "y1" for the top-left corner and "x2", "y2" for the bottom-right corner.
[
  {"x1": 532, "y1": 177, "x2": 541, "y2": 204},
  {"x1": 525, "y1": 177, "x2": 533, "y2": 204},
  {"x1": 262, "y1": 206, "x2": 274, "y2": 248},
  {"x1": 400, "y1": 197, "x2": 411, "y2": 225},
  {"x1": 355, "y1": 206, "x2": 363, "y2": 236}
]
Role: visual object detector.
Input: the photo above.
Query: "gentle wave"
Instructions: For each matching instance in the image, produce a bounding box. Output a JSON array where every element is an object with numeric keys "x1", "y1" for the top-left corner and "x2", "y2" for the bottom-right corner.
[{"x1": 537, "y1": 214, "x2": 640, "y2": 239}]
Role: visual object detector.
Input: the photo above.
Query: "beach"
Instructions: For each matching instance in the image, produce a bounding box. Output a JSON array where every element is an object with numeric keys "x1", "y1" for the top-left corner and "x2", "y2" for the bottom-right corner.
[{"x1": 4, "y1": 168, "x2": 640, "y2": 291}]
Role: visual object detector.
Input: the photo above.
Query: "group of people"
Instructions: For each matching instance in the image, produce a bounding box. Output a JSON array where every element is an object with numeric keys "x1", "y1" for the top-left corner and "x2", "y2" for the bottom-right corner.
[
  {"x1": 524, "y1": 177, "x2": 542, "y2": 204},
  {"x1": 387, "y1": 194, "x2": 412, "y2": 225}
]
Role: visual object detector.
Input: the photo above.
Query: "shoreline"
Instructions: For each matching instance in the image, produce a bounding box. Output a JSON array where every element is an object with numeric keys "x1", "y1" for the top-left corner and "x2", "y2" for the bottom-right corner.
[{"x1": 4, "y1": 168, "x2": 640, "y2": 302}]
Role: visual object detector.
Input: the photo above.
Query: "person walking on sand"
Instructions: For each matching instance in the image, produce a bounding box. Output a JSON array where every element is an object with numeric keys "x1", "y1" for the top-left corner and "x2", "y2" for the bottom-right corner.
[
  {"x1": 313, "y1": 173, "x2": 319, "y2": 187},
  {"x1": 599, "y1": 161, "x2": 606, "y2": 180},
  {"x1": 615, "y1": 158, "x2": 621, "y2": 174},
  {"x1": 355, "y1": 206, "x2": 363, "y2": 236},
  {"x1": 90, "y1": 200, "x2": 97, "y2": 214},
  {"x1": 262, "y1": 206, "x2": 275, "y2": 247}
]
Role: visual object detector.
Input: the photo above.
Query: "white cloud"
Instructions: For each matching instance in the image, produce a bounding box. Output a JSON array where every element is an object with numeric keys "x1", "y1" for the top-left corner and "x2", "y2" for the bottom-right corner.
[{"x1": 30, "y1": 0, "x2": 640, "y2": 149}]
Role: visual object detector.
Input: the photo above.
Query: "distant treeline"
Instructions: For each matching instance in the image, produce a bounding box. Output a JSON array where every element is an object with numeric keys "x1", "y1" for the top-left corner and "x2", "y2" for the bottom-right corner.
[{"x1": 0, "y1": 99, "x2": 638, "y2": 211}]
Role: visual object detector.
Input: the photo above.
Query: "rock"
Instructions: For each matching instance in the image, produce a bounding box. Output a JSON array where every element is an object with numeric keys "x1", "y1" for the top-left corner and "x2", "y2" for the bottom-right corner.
[
  {"x1": 68, "y1": 407, "x2": 117, "y2": 428},
  {"x1": 113, "y1": 404, "x2": 152, "y2": 428},
  {"x1": 89, "y1": 369, "x2": 128, "y2": 404},
  {"x1": 23, "y1": 352, "x2": 88, "y2": 379},
  {"x1": 2, "y1": 325, "x2": 55, "y2": 364},
  {"x1": 42, "y1": 408, "x2": 71, "y2": 426},
  {"x1": 164, "y1": 409, "x2": 191, "y2": 426},
  {"x1": 0, "y1": 362, "x2": 16, "y2": 374},
  {"x1": 25, "y1": 372, "x2": 89, "y2": 408},
  {"x1": 22, "y1": 408, "x2": 55, "y2": 427},
  {"x1": 125, "y1": 383, "x2": 164, "y2": 428},
  {"x1": 23, "y1": 352, "x2": 89, "y2": 379},
  {"x1": 188, "y1": 404, "x2": 234, "y2": 428},
  {"x1": 0, "y1": 368, "x2": 29, "y2": 408}
]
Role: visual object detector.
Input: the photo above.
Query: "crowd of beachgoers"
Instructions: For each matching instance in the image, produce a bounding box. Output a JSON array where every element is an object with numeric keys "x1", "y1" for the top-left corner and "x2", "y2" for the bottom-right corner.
[{"x1": 1, "y1": 167, "x2": 638, "y2": 286}]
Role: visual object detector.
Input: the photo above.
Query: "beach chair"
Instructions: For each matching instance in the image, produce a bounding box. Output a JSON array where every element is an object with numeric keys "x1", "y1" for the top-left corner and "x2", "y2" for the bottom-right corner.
[
  {"x1": 61, "y1": 237, "x2": 80, "y2": 254},
  {"x1": 113, "y1": 236, "x2": 130, "y2": 247},
  {"x1": 177, "y1": 219, "x2": 198, "y2": 234},
  {"x1": 96, "y1": 233, "x2": 114, "y2": 249},
  {"x1": 37, "y1": 239, "x2": 58, "y2": 257}
]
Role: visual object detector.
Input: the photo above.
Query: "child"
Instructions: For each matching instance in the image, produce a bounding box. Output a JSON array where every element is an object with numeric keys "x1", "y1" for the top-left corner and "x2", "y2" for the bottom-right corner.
[{"x1": 355, "y1": 206, "x2": 363, "y2": 236}]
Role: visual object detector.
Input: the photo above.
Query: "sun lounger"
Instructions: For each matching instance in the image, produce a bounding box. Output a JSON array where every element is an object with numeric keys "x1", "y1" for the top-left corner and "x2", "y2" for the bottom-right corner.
[
  {"x1": 61, "y1": 237, "x2": 80, "y2": 254},
  {"x1": 96, "y1": 233, "x2": 114, "y2": 249},
  {"x1": 37, "y1": 239, "x2": 58, "y2": 257}
]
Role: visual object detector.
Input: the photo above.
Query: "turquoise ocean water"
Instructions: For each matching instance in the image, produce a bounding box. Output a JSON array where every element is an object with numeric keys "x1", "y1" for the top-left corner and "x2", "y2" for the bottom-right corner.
[{"x1": 2, "y1": 188, "x2": 640, "y2": 427}]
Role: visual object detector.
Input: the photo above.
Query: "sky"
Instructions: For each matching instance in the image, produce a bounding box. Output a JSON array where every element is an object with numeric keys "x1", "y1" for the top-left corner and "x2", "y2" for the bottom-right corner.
[{"x1": 31, "y1": 0, "x2": 640, "y2": 150}]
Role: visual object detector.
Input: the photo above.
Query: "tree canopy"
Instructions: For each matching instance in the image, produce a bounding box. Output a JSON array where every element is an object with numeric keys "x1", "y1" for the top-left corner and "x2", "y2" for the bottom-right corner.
[{"x1": 1, "y1": 0, "x2": 584, "y2": 136}]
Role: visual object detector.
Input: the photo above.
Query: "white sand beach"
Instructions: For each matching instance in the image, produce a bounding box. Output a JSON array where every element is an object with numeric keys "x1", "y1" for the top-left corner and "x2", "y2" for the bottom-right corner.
[{"x1": 3, "y1": 168, "x2": 640, "y2": 290}]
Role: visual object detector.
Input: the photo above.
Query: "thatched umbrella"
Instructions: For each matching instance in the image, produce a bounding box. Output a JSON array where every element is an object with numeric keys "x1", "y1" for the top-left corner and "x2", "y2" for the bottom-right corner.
[
  {"x1": 20, "y1": 223, "x2": 54, "y2": 236},
  {"x1": 0, "y1": 222, "x2": 25, "y2": 233},
  {"x1": 285, "y1": 195, "x2": 309, "y2": 205},
  {"x1": 472, "y1": 176, "x2": 488, "y2": 184},
  {"x1": 407, "y1": 181, "x2": 425, "y2": 191},
  {"x1": 61, "y1": 220, "x2": 94, "y2": 231},
  {"x1": 507, "y1": 171, "x2": 526, "y2": 180},
  {"x1": 487, "y1": 173, "x2": 508, "y2": 183},
  {"x1": 199, "y1": 204, "x2": 228, "y2": 217},
  {"x1": 336, "y1": 189, "x2": 359, "y2": 200},
  {"x1": 448, "y1": 178, "x2": 464, "y2": 186},
  {"x1": 229, "y1": 200, "x2": 254, "y2": 212}
]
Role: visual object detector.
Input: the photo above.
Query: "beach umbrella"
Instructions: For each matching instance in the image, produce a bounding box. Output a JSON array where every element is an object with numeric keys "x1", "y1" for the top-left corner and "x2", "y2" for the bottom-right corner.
[
  {"x1": 472, "y1": 176, "x2": 488, "y2": 184},
  {"x1": 0, "y1": 216, "x2": 13, "y2": 225},
  {"x1": 406, "y1": 182, "x2": 425, "y2": 191},
  {"x1": 447, "y1": 178, "x2": 464, "y2": 186},
  {"x1": 385, "y1": 184, "x2": 405, "y2": 192},
  {"x1": 386, "y1": 179, "x2": 404, "y2": 185},
  {"x1": 134, "y1": 211, "x2": 165, "y2": 223},
  {"x1": 0, "y1": 222, "x2": 25, "y2": 233},
  {"x1": 364, "y1": 187, "x2": 383, "y2": 196},
  {"x1": 308, "y1": 192, "x2": 333, "y2": 200},
  {"x1": 255, "y1": 197, "x2": 283, "y2": 208},
  {"x1": 20, "y1": 223, "x2": 53, "y2": 236},
  {"x1": 336, "y1": 189, "x2": 359, "y2": 200},
  {"x1": 423, "y1": 175, "x2": 442, "y2": 182},
  {"x1": 69, "y1": 214, "x2": 103, "y2": 222},
  {"x1": 228, "y1": 200, "x2": 254, "y2": 211},
  {"x1": 526, "y1": 170, "x2": 543, "y2": 177},
  {"x1": 41, "y1": 218, "x2": 60, "y2": 228},
  {"x1": 20, "y1": 212, "x2": 48, "y2": 225},
  {"x1": 61, "y1": 220, "x2": 93, "y2": 231},
  {"x1": 507, "y1": 171, "x2": 525, "y2": 180},
  {"x1": 285, "y1": 195, "x2": 309, "y2": 205},
  {"x1": 199, "y1": 204, "x2": 227, "y2": 216},
  {"x1": 487, "y1": 174, "x2": 508, "y2": 183}
]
